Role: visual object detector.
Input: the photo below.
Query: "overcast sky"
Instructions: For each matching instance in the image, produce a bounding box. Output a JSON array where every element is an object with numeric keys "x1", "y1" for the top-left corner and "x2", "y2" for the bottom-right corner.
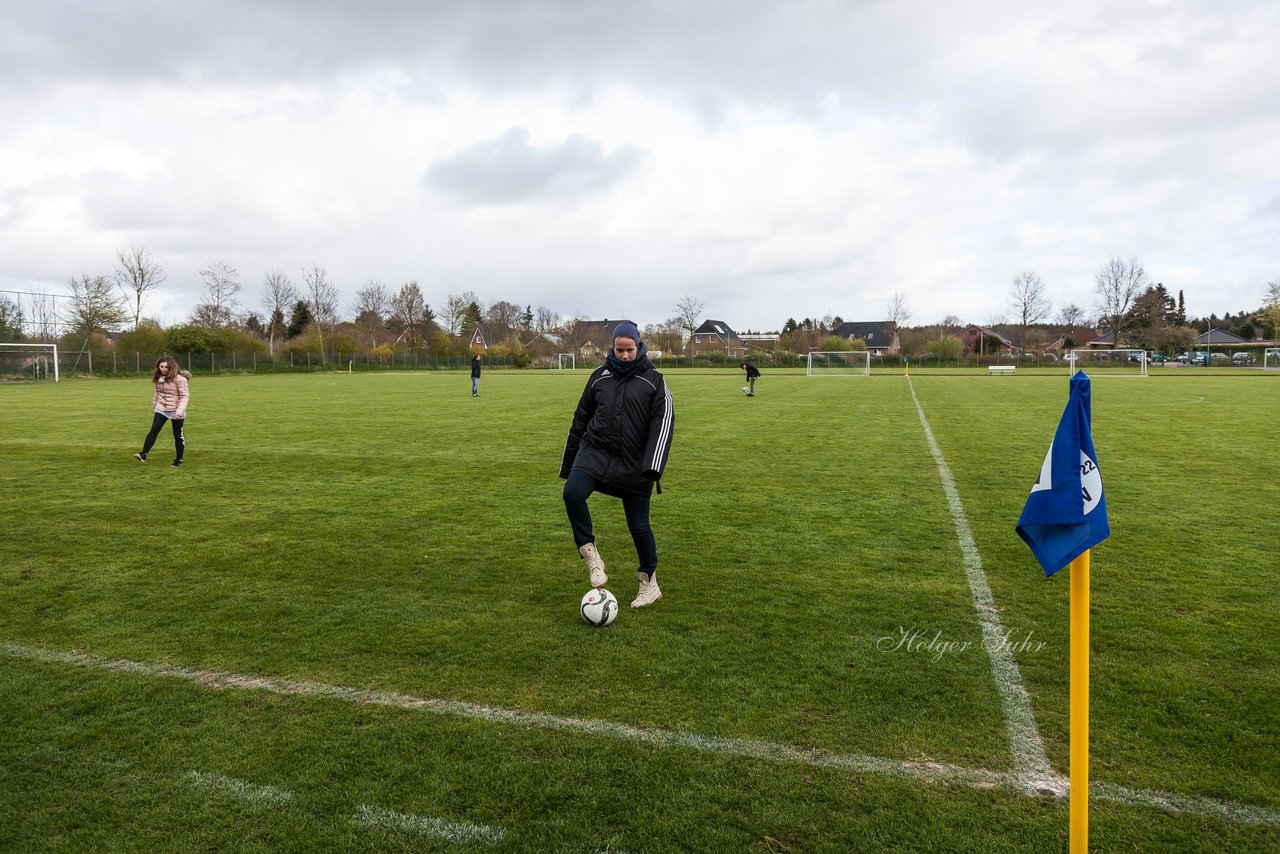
[{"x1": 2, "y1": 0, "x2": 1277, "y2": 332}]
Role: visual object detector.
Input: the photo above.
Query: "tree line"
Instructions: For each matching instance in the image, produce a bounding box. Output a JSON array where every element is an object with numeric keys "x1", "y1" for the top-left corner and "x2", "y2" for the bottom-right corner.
[{"x1": 1, "y1": 249, "x2": 1276, "y2": 363}]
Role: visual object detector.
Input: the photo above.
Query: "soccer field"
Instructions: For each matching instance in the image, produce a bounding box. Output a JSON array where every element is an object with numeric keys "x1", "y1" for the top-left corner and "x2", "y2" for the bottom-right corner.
[{"x1": 2, "y1": 370, "x2": 1277, "y2": 851}]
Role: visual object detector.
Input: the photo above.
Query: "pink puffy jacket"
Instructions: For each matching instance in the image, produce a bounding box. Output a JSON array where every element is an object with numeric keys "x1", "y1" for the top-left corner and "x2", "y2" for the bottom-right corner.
[{"x1": 153, "y1": 374, "x2": 189, "y2": 418}]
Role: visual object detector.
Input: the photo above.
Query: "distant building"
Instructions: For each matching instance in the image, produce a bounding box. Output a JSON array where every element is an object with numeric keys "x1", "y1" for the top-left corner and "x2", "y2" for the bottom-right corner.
[
  {"x1": 830, "y1": 321, "x2": 900, "y2": 355},
  {"x1": 468, "y1": 321, "x2": 521, "y2": 350},
  {"x1": 1046, "y1": 329, "x2": 1103, "y2": 352},
  {"x1": 568, "y1": 319, "x2": 636, "y2": 360},
  {"x1": 956, "y1": 324, "x2": 1014, "y2": 356},
  {"x1": 689, "y1": 319, "x2": 745, "y2": 358}
]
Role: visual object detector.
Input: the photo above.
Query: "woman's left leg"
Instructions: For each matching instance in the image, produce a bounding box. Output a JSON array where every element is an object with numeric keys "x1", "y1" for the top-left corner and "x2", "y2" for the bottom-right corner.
[{"x1": 621, "y1": 493, "x2": 657, "y2": 574}]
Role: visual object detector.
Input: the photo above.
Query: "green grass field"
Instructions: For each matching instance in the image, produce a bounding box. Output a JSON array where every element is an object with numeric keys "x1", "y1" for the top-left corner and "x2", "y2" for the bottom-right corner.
[{"x1": 2, "y1": 368, "x2": 1277, "y2": 851}]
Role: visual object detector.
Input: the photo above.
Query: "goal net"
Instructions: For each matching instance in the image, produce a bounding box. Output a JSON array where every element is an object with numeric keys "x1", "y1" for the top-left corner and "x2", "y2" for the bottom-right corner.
[
  {"x1": 0, "y1": 342, "x2": 59, "y2": 381},
  {"x1": 1265, "y1": 348, "x2": 1280, "y2": 370},
  {"x1": 1066, "y1": 349, "x2": 1147, "y2": 377},
  {"x1": 555, "y1": 353, "x2": 576, "y2": 370},
  {"x1": 807, "y1": 350, "x2": 871, "y2": 376}
]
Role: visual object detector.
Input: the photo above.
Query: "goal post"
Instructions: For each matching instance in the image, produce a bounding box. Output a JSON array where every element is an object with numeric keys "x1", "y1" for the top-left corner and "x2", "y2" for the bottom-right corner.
[
  {"x1": 807, "y1": 350, "x2": 871, "y2": 376},
  {"x1": 0, "y1": 342, "x2": 59, "y2": 381},
  {"x1": 1066, "y1": 349, "x2": 1147, "y2": 377},
  {"x1": 1264, "y1": 348, "x2": 1280, "y2": 370},
  {"x1": 555, "y1": 353, "x2": 576, "y2": 370}
]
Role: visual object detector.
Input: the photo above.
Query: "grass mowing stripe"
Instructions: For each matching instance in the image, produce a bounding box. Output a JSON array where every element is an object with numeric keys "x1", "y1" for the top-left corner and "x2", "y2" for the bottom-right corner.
[
  {"x1": 350, "y1": 805, "x2": 506, "y2": 846},
  {"x1": 907, "y1": 378, "x2": 1058, "y2": 796},
  {"x1": 6, "y1": 640, "x2": 1278, "y2": 828}
]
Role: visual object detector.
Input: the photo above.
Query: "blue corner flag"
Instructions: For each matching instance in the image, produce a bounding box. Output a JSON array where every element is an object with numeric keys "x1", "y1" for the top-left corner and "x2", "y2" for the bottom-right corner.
[{"x1": 1016, "y1": 371, "x2": 1111, "y2": 576}]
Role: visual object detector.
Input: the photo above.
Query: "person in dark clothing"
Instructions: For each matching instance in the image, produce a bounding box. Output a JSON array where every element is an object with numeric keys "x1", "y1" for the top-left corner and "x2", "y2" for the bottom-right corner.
[
  {"x1": 740, "y1": 360, "x2": 760, "y2": 396},
  {"x1": 560, "y1": 321, "x2": 673, "y2": 608},
  {"x1": 471, "y1": 354, "x2": 482, "y2": 397}
]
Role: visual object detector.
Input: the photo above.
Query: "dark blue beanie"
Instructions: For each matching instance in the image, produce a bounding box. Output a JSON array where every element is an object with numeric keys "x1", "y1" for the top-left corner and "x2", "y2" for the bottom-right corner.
[{"x1": 612, "y1": 322, "x2": 641, "y2": 344}]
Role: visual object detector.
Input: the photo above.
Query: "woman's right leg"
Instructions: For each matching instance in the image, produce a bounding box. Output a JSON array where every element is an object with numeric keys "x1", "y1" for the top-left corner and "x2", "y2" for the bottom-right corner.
[
  {"x1": 140, "y1": 412, "x2": 167, "y2": 456},
  {"x1": 562, "y1": 468, "x2": 598, "y2": 548}
]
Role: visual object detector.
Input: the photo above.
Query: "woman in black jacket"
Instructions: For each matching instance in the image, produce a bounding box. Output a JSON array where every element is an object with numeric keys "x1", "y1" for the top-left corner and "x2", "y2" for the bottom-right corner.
[
  {"x1": 740, "y1": 360, "x2": 760, "y2": 396},
  {"x1": 560, "y1": 322, "x2": 673, "y2": 608}
]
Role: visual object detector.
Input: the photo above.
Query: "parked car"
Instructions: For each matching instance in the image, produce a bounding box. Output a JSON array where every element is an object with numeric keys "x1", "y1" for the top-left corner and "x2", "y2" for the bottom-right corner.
[{"x1": 1232, "y1": 352, "x2": 1253, "y2": 365}]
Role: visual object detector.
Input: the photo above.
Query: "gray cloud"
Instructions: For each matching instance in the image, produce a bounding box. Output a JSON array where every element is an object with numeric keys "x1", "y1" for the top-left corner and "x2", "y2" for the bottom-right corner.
[
  {"x1": 2, "y1": 1, "x2": 1277, "y2": 327},
  {"x1": 425, "y1": 128, "x2": 643, "y2": 204}
]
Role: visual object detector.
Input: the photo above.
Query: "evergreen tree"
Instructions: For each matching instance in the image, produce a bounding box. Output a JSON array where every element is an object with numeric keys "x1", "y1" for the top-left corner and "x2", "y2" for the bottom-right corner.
[
  {"x1": 286, "y1": 300, "x2": 313, "y2": 339},
  {"x1": 268, "y1": 307, "x2": 286, "y2": 341},
  {"x1": 0, "y1": 295, "x2": 25, "y2": 342},
  {"x1": 464, "y1": 301, "x2": 483, "y2": 331}
]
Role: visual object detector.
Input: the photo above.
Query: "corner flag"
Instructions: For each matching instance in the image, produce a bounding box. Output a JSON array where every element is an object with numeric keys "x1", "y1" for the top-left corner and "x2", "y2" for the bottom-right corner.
[{"x1": 1016, "y1": 371, "x2": 1110, "y2": 576}]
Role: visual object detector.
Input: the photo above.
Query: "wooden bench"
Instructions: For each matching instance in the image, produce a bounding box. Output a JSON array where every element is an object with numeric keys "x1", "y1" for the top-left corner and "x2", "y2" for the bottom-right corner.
[{"x1": 988, "y1": 365, "x2": 1016, "y2": 376}]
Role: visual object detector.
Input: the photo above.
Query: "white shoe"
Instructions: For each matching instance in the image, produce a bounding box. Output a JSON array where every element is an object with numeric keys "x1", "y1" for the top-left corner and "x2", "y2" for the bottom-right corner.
[
  {"x1": 579, "y1": 542, "x2": 608, "y2": 587},
  {"x1": 631, "y1": 570, "x2": 662, "y2": 608}
]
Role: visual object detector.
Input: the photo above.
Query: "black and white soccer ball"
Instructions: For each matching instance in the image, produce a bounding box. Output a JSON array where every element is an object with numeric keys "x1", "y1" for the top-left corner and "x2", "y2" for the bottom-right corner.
[{"x1": 580, "y1": 588, "x2": 618, "y2": 626}]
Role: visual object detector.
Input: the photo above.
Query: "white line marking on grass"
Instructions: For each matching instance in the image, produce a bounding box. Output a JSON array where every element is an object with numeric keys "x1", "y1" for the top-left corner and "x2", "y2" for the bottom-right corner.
[
  {"x1": 907, "y1": 379, "x2": 1059, "y2": 796},
  {"x1": 181, "y1": 770, "x2": 505, "y2": 844},
  {"x1": 352, "y1": 804, "x2": 505, "y2": 846},
  {"x1": 3, "y1": 641, "x2": 1277, "y2": 827},
  {"x1": 183, "y1": 770, "x2": 294, "y2": 807}
]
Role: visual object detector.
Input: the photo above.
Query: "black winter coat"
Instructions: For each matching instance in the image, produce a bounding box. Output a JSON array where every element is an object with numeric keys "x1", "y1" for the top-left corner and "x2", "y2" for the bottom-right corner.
[{"x1": 559, "y1": 348, "x2": 673, "y2": 497}]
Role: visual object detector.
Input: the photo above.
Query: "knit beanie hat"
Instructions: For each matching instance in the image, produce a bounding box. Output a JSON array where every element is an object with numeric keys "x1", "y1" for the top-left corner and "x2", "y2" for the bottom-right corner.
[{"x1": 612, "y1": 321, "x2": 641, "y2": 344}]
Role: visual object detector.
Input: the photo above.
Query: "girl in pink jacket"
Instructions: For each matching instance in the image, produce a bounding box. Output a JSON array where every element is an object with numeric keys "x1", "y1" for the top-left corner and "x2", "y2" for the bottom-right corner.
[{"x1": 134, "y1": 356, "x2": 189, "y2": 467}]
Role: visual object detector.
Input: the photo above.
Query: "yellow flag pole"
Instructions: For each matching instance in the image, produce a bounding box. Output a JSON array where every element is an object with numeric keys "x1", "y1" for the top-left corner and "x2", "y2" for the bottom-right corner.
[{"x1": 1070, "y1": 549, "x2": 1090, "y2": 853}]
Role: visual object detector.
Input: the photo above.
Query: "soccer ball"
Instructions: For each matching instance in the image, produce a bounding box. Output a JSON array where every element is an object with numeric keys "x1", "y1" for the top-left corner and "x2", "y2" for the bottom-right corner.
[
  {"x1": 580, "y1": 588, "x2": 618, "y2": 626},
  {"x1": 742, "y1": 386, "x2": 750, "y2": 394}
]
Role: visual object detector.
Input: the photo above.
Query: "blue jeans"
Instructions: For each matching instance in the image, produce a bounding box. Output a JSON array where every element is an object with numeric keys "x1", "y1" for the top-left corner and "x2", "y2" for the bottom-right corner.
[
  {"x1": 472, "y1": 376, "x2": 479, "y2": 395},
  {"x1": 563, "y1": 468, "x2": 657, "y2": 573}
]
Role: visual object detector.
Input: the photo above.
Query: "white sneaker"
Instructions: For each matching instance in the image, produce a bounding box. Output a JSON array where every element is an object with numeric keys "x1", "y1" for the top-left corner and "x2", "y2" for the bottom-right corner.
[
  {"x1": 579, "y1": 542, "x2": 608, "y2": 587},
  {"x1": 631, "y1": 570, "x2": 662, "y2": 608}
]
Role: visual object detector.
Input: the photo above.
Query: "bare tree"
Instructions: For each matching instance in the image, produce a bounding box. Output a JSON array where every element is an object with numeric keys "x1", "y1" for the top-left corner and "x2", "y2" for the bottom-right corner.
[
  {"x1": 354, "y1": 281, "x2": 392, "y2": 348},
  {"x1": 674, "y1": 295, "x2": 705, "y2": 355},
  {"x1": 536, "y1": 305, "x2": 561, "y2": 333},
  {"x1": 1009, "y1": 270, "x2": 1051, "y2": 354},
  {"x1": 114, "y1": 245, "x2": 166, "y2": 329},
  {"x1": 642, "y1": 319, "x2": 684, "y2": 355},
  {"x1": 303, "y1": 266, "x2": 339, "y2": 358},
  {"x1": 937, "y1": 314, "x2": 962, "y2": 337},
  {"x1": 23, "y1": 289, "x2": 62, "y2": 340},
  {"x1": 558, "y1": 315, "x2": 589, "y2": 354},
  {"x1": 1257, "y1": 281, "x2": 1280, "y2": 344},
  {"x1": 261, "y1": 270, "x2": 297, "y2": 356},
  {"x1": 66, "y1": 273, "x2": 128, "y2": 335},
  {"x1": 1056, "y1": 303, "x2": 1085, "y2": 329},
  {"x1": 440, "y1": 291, "x2": 480, "y2": 336},
  {"x1": 1094, "y1": 256, "x2": 1147, "y2": 346},
  {"x1": 388, "y1": 281, "x2": 430, "y2": 349},
  {"x1": 439, "y1": 295, "x2": 465, "y2": 336},
  {"x1": 191, "y1": 260, "x2": 242, "y2": 328},
  {"x1": 886, "y1": 291, "x2": 912, "y2": 326},
  {"x1": 485, "y1": 300, "x2": 524, "y2": 334}
]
